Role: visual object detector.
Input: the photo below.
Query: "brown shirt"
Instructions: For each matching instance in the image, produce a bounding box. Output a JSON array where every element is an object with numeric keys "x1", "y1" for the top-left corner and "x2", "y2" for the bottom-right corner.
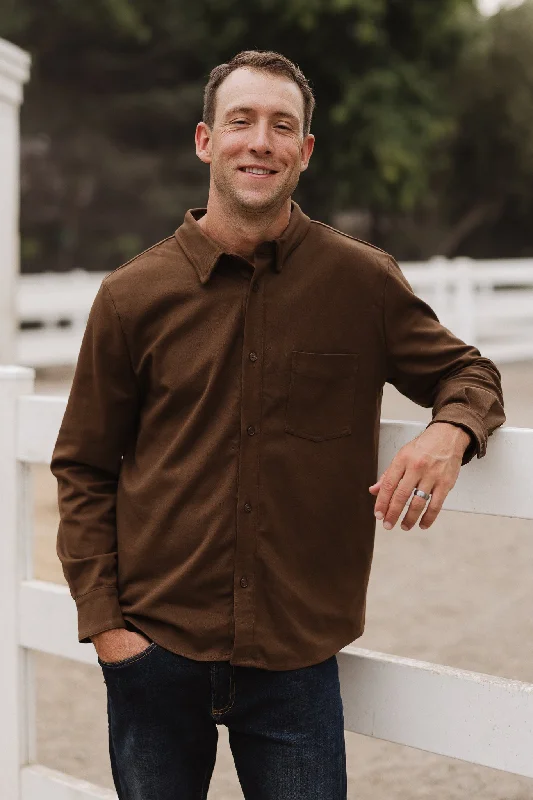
[{"x1": 51, "y1": 200, "x2": 505, "y2": 671}]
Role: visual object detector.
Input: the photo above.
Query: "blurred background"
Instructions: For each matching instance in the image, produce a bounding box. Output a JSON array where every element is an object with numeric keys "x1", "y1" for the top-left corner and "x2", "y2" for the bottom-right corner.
[
  {"x1": 1, "y1": 1, "x2": 533, "y2": 799},
  {"x1": 3, "y1": 0, "x2": 533, "y2": 272}
]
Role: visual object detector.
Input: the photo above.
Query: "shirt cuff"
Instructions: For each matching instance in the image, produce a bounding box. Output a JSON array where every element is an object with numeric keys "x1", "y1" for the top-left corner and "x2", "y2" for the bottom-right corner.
[
  {"x1": 425, "y1": 407, "x2": 487, "y2": 466},
  {"x1": 75, "y1": 586, "x2": 127, "y2": 643}
]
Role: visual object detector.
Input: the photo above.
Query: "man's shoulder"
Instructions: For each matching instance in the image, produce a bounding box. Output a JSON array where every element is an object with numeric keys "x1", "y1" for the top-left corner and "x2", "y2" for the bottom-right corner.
[
  {"x1": 308, "y1": 218, "x2": 392, "y2": 267},
  {"x1": 102, "y1": 234, "x2": 181, "y2": 290}
]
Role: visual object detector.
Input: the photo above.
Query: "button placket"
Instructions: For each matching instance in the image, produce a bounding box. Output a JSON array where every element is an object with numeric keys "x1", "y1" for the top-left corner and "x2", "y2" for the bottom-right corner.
[{"x1": 231, "y1": 256, "x2": 269, "y2": 663}]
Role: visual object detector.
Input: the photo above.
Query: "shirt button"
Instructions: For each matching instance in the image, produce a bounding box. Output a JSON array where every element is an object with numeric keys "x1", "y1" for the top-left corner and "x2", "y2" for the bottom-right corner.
[
  {"x1": 246, "y1": 425, "x2": 256, "y2": 436},
  {"x1": 249, "y1": 351, "x2": 258, "y2": 362},
  {"x1": 251, "y1": 280, "x2": 260, "y2": 292},
  {"x1": 244, "y1": 502, "x2": 252, "y2": 513},
  {"x1": 240, "y1": 577, "x2": 249, "y2": 588}
]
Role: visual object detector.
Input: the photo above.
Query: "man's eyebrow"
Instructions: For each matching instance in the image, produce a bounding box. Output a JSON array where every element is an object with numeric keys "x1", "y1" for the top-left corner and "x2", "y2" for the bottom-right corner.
[{"x1": 224, "y1": 105, "x2": 300, "y2": 124}]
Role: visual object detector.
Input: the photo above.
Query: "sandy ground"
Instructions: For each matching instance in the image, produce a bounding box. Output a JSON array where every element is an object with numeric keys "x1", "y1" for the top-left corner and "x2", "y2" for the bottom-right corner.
[{"x1": 32, "y1": 361, "x2": 533, "y2": 799}]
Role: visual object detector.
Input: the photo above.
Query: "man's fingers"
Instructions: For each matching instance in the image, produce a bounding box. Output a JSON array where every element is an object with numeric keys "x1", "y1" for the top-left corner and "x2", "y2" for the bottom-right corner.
[
  {"x1": 381, "y1": 472, "x2": 421, "y2": 529},
  {"x1": 400, "y1": 483, "x2": 435, "y2": 530},
  {"x1": 419, "y1": 488, "x2": 446, "y2": 529},
  {"x1": 373, "y1": 462, "x2": 406, "y2": 522},
  {"x1": 373, "y1": 431, "x2": 462, "y2": 531}
]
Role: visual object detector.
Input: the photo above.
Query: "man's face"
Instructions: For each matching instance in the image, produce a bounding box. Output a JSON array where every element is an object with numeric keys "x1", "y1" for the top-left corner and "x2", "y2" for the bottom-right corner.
[{"x1": 196, "y1": 67, "x2": 314, "y2": 214}]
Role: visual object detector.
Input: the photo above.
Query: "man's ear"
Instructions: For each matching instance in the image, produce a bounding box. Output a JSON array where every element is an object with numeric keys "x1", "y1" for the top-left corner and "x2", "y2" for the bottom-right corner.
[
  {"x1": 195, "y1": 121, "x2": 212, "y2": 165},
  {"x1": 299, "y1": 133, "x2": 315, "y2": 172}
]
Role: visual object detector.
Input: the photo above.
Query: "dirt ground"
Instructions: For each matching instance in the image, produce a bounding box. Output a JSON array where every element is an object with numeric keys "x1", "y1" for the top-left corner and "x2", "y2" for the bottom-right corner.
[{"x1": 32, "y1": 360, "x2": 533, "y2": 799}]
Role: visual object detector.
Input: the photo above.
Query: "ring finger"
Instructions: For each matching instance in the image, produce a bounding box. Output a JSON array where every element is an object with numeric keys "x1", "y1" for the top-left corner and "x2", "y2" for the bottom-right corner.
[{"x1": 400, "y1": 483, "x2": 434, "y2": 531}]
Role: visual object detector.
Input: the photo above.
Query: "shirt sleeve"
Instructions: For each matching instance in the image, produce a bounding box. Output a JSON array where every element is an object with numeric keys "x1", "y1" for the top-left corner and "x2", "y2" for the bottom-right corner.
[
  {"x1": 383, "y1": 256, "x2": 506, "y2": 466},
  {"x1": 50, "y1": 281, "x2": 139, "y2": 642}
]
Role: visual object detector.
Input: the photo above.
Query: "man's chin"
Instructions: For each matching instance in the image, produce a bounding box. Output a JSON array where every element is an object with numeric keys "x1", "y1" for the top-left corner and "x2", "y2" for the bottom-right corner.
[{"x1": 232, "y1": 190, "x2": 288, "y2": 215}]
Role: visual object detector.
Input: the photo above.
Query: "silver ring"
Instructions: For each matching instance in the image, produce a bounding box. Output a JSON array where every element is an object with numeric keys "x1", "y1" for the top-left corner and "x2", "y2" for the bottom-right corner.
[{"x1": 413, "y1": 488, "x2": 431, "y2": 501}]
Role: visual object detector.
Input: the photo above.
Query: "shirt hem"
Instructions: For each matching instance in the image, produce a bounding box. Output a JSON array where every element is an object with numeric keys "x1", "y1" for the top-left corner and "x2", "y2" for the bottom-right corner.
[
  {"x1": 125, "y1": 616, "x2": 365, "y2": 670},
  {"x1": 231, "y1": 627, "x2": 366, "y2": 671}
]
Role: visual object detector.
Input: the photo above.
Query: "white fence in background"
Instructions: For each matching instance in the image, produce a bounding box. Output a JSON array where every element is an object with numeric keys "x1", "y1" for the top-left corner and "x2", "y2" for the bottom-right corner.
[
  {"x1": 1, "y1": 363, "x2": 533, "y2": 798},
  {"x1": 0, "y1": 38, "x2": 31, "y2": 364},
  {"x1": 15, "y1": 256, "x2": 533, "y2": 369},
  {"x1": 402, "y1": 257, "x2": 533, "y2": 364}
]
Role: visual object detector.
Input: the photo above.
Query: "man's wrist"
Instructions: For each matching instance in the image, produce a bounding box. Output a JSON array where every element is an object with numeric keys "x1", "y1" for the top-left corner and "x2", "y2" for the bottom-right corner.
[{"x1": 430, "y1": 421, "x2": 472, "y2": 454}]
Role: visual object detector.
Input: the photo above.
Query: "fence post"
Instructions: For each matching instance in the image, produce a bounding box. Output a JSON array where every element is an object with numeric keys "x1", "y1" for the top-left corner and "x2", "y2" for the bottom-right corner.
[
  {"x1": 0, "y1": 365, "x2": 36, "y2": 799},
  {"x1": 0, "y1": 40, "x2": 31, "y2": 365},
  {"x1": 452, "y1": 257, "x2": 477, "y2": 346}
]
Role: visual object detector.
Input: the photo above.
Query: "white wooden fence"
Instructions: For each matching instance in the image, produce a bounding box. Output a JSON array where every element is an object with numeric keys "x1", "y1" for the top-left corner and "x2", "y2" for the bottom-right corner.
[
  {"x1": 15, "y1": 257, "x2": 533, "y2": 369},
  {"x1": 0, "y1": 38, "x2": 30, "y2": 364},
  {"x1": 402, "y1": 256, "x2": 533, "y2": 363},
  {"x1": 1, "y1": 363, "x2": 533, "y2": 798}
]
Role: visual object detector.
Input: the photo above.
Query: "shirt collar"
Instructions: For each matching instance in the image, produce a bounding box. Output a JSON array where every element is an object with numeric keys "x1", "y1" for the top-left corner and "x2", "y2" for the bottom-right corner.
[{"x1": 174, "y1": 200, "x2": 311, "y2": 285}]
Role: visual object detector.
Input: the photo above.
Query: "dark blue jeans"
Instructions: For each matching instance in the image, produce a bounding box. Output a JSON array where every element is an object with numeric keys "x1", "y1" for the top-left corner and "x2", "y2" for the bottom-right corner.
[{"x1": 98, "y1": 641, "x2": 347, "y2": 799}]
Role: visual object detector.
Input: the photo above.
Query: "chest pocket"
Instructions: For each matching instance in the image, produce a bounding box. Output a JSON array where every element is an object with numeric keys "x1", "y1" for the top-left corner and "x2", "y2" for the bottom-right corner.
[{"x1": 284, "y1": 351, "x2": 359, "y2": 442}]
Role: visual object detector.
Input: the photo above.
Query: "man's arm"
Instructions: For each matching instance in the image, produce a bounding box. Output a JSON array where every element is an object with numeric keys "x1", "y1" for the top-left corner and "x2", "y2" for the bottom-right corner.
[
  {"x1": 369, "y1": 256, "x2": 506, "y2": 531},
  {"x1": 50, "y1": 281, "x2": 139, "y2": 642}
]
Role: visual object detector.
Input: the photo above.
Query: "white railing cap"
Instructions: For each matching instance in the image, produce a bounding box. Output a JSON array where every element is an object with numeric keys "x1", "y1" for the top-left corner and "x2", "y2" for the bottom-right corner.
[{"x1": 0, "y1": 365, "x2": 35, "y2": 382}]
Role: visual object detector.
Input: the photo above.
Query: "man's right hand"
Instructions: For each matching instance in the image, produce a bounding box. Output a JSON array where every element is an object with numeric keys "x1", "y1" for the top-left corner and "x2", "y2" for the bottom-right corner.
[{"x1": 91, "y1": 628, "x2": 153, "y2": 663}]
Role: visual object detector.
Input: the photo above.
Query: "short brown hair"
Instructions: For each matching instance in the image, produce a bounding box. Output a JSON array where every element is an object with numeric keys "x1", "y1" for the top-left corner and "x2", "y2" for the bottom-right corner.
[{"x1": 203, "y1": 50, "x2": 315, "y2": 137}]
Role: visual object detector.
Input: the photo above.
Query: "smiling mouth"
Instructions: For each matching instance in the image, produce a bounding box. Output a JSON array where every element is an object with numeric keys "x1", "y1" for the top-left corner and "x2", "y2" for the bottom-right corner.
[{"x1": 238, "y1": 167, "x2": 278, "y2": 176}]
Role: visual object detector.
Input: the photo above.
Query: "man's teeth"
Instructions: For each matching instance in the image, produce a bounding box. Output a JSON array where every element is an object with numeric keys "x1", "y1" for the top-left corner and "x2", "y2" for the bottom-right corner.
[{"x1": 243, "y1": 167, "x2": 273, "y2": 174}]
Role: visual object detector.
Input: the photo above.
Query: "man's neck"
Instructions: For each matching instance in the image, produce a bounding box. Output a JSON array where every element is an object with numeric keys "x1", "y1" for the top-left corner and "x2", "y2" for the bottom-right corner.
[{"x1": 196, "y1": 196, "x2": 292, "y2": 262}]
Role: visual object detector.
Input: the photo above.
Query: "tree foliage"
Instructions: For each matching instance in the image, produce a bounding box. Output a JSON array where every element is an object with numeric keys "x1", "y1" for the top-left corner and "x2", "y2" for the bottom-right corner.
[
  {"x1": 442, "y1": 0, "x2": 533, "y2": 256},
  {"x1": 3, "y1": 0, "x2": 531, "y2": 270}
]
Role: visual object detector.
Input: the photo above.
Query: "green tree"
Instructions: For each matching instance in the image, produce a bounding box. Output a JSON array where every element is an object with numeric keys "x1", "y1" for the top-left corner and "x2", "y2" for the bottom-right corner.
[
  {"x1": 1, "y1": 0, "x2": 475, "y2": 271},
  {"x1": 440, "y1": 0, "x2": 533, "y2": 257}
]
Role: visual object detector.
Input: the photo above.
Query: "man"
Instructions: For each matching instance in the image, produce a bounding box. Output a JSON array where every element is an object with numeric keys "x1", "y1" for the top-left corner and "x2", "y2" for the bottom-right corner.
[{"x1": 51, "y1": 50, "x2": 505, "y2": 799}]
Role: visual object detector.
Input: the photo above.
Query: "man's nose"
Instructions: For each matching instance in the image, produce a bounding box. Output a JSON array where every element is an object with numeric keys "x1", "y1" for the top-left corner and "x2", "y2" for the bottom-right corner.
[{"x1": 247, "y1": 123, "x2": 273, "y2": 155}]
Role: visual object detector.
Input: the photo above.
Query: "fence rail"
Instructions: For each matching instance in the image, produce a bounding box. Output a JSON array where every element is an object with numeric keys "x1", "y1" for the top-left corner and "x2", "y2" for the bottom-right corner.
[
  {"x1": 1, "y1": 364, "x2": 533, "y2": 798},
  {"x1": 14, "y1": 257, "x2": 533, "y2": 368}
]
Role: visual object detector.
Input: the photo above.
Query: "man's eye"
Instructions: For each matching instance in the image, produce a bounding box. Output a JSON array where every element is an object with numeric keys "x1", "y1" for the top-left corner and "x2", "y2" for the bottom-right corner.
[
  {"x1": 232, "y1": 120, "x2": 248, "y2": 125},
  {"x1": 276, "y1": 124, "x2": 291, "y2": 130}
]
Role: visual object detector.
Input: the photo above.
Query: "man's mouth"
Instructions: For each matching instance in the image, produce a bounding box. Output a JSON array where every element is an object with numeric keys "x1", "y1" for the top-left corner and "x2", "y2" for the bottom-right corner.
[{"x1": 238, "y1": 166, "x2": 278, "y2": 175}]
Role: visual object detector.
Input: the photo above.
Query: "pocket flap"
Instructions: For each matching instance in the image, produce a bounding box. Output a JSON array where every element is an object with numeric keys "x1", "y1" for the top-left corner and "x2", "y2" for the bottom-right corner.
[{"x1": 291, "y1": 351, "x2": 359, "y2": 380}]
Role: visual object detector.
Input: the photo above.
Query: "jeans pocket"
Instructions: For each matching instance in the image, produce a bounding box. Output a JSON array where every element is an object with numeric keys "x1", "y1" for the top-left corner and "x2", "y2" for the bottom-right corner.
[{"x1": 98, "y1": 640, "x2": 158, "y2": 669}]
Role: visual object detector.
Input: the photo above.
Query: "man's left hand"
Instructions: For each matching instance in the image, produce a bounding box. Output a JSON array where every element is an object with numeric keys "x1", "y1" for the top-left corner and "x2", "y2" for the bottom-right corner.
[{"x1": 368, "y1": 422, "x2": 472, "y2": 531}]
